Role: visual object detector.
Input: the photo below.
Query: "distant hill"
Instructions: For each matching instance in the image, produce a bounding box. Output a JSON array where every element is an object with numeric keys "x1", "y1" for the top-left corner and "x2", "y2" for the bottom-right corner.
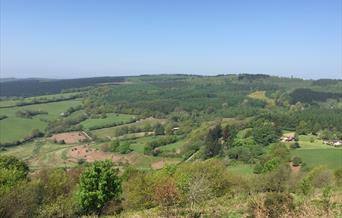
[
  {"x1": 0, "y1": 76, "x2": 125, "y2": 97},
  {"x1": 0, "y1": 78, "x2": 20, "y2": 83}
]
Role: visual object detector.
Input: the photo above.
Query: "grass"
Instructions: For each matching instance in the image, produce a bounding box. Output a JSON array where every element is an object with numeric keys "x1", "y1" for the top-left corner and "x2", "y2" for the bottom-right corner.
[
  {"x1": 248, "y1": 91, "x2": 275, "y2": 107},
  {"x1": 131, "y1": 153, "x2": 182, "y2": 170},
  {"x1": 0, "y1": 137, "x2": 182, "y2": 170},
  {"x1": 228, "y1": 164, "x2": 255, "y2": 175},
  {"x1": 0, "y1": 117, "x2": 47, "y2": 143},
  {"x1": 128, "y1": 136, "x2": 163, "y2": 153},
  {"x1": 159, "y1": 140, "x2": 185, "y2": 152},
  {"x1": 296, "y1": 135, "x2": 331, "y2": 149},
  {"x1": 0, "y1": 99, "x2": 82, "y2": 143},
  {"x1": 80, "y1": 113, "x2": 135, "y2": 130},
  {"x1": 91, "y1": 117, "x2": 166, "y2": 139},
  {"x1": 0, "y1": 140, "x2": 76, "y2": 169},
  {"x1": 0, "y1": 92, "x2": 81, "y2": 108},
  {"x1": 291, "y1": 148, "x2": 342, "y2": 170}
]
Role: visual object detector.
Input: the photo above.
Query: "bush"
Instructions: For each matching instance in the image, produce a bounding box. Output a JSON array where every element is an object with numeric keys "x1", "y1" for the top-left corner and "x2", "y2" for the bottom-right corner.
[
  {"x1": 290, "y1": 142, "x2": 300, "y2": 149},
  {"x1": 78, "y1": 160, "x2": 122, "y2": 215},
  {"x1": 154, "y1": 178, "x2": 179, "y2": 216},
  {"x1": 117, "y1": 143, "x2": 132, "y2": 154},
  {"x1": 306, "y1": 167, "x2": 334, "y2": 188},
  {"x1": 334, "y1": 168, "x2": 342, "y2": 186},
  {"x1": 292, "y1": 156, "x2": 302, "y2": 166},
  {"x1": 264, "y1": 192, "x2": 294, "y2": 218}
]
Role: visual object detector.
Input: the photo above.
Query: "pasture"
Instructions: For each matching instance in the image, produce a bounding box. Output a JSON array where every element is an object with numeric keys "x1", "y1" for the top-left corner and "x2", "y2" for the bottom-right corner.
[
  {"x1": 80, "y1": 113, "x2": 135, "y2": 130},
  {"x1": 0, "y1": 92, "x2": 81, "y2": 108},
  {"x1": 247, "y1": 90, "x2": 275, "y2": 107},
  {"x1": 228, "y1": 163, "x2": 255, "y2": 175},
  {"x1": 91, "y1": 117, "x2": 166, "y2": 139},
  {"x1": 290, "y1": 148, "x2": 342, "y2": 169},
  {"x1": 0, "y1": 99, "x2": 82, "y2": 143}
]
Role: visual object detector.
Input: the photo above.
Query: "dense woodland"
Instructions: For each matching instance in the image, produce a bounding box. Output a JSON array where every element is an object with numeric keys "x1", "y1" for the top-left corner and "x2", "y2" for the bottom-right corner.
[
  {"x1": 0, "y1": 77, "x2": 125, "y2": 97},
  {"x1": 0, "y1": 74, "x2": 342, "y2": 217}
]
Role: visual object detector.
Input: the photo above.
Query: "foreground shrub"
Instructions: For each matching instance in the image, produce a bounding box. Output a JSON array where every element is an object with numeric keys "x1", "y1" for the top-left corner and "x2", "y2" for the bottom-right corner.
[
  {"x1": 264, "y1": 192, "x2": 294, "y2": 218},
  {"x1": 78, "y1": 160, "x2": 122, "y2": 215},
  {"x1": 307, "y1": 166, "x2": 334, "y2": 188},
  {"x1": 154, "y1": 178, "x2": 180, "y2": 217}
]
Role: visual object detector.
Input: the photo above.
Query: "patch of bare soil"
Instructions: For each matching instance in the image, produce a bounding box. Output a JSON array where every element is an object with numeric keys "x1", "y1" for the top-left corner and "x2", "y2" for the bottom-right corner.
[
  {"x1": 151, "y1": 160, "x2": 165, "y2": 170},
  {"x1": 151, "y1": 159, "x2": 179, "y2": 170},
  {"x1": 50, "y1": 131, "x2": 89, "y2": 144},
  {"x1": 68, "y1": 144, "x2": 138, "y2": 164},
  {"x1": 290, "y1": 162, "x2": 301, "y2": 174}
]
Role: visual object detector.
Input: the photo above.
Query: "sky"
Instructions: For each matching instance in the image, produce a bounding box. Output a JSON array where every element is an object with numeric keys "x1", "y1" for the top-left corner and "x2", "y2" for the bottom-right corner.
[{"x1": 0, "y1": 0, "x2": 341, "y2": 79}]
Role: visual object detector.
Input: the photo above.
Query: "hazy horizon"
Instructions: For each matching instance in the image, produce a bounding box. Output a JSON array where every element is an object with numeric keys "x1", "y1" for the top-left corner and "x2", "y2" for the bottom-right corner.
[
  {"x1": 1, "y1": 0, "x2": 341, "y2": 80},
  {"x1": 1, "y1": 72, "x2": 341, "y2": 81}
]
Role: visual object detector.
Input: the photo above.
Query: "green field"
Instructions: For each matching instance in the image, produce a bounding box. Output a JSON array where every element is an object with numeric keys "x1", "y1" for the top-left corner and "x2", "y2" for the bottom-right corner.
[
  {"x1": 0, "y1": 99, "x2": 82, "y2": 143},
  {"x1": 296, "y1": 135, "x2": 330, "y2": 149},
  {"x1": 80, "y1": 113, "x2": 135, "y2": 130},
  {"x1": 91, "y1": 117, "x2": 166, "y2": 139},
  {"x1": 159, "y1": 140, "x2": 185, "y2": 152},
  {"x1": 247, "y1": 90, "x2": 275, "y2": 107},
  {"x1": 0, "y1": 140, "x2": 76, "y2": 169},
  {"x1": 128, "y1": 136, "x2": 163, "y2": 153},
  {"x1": 0, "y1": 92, "x2": 81, "y2": 108},
  {"x1": 228, "y1": 164, "x2": 255, "y2": 175},
  {"x1": 291, "y1": 148, "x2": 342, "y2": 169}
]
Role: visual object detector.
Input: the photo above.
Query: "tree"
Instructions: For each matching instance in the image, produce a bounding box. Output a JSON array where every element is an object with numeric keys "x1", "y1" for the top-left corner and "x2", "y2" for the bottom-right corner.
[
  {"x1": 0, "y1": 155, "x2": 29, "y2": 193},
  {"x1": 296, "y1": 120, "x2": 309, "y2": 135},
  {"x1": 78, "y1": 160, "x2": 122, "y2": 215},
  {"x1": 290, "y1": 142, "x2": 300, "y2": 149},
  {"x1": 154, "y1": 178, "x2": 179, "y2": 217},
  {"x1": 154, "y1": 123, "x2": 165, "y2": 135},
  {"x1": 292, "y1": 156, "x2": 302, "y2": 166},
  {"x1": 252, "y1": 121, "x2": 280, "y2": 146},
  {"x1": 203, "y1": 124, "x2": 222, "y2": 158}
]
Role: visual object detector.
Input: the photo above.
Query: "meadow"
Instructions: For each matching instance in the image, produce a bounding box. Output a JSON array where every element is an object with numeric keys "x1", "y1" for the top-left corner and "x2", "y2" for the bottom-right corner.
[
  {"x1": 291, "y1": 148, "x2": 342, "y2": 169},
  {"x1": 0, "y1": 99, "x2": 82, "y2": 143},
  {"x1": 91, "y1": 117, "x2": 166, "y2": 139},
  {"x1": 80, "y1": 113, "x2": 135, "y2": 130}
]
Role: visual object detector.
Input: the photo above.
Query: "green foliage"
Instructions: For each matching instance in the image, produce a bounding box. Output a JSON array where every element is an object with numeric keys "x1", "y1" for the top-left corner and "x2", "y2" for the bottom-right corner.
[
  {"x1": 306, "y1": 167, "x2": 334, "y2": 188},
  {"x1": 334, "y1": 168, "x2": 342, "y2": 186},
  {"x1": 290, "y1": 88, "x2": 342, "y2": 104},
  {"x1": 252, "y1": 120, "x2": 280, "y2": 146},
  {"x1": 203, "y1": 124, "x2": 222, "y2": 158},
  {"x1": 296, "y1": 120, "x2": 310, "y2": 135},
  {"x1": 290, "y1": 142, "x2": 300, "y2": 149},
  {"x1": 0, "y1": 155, "x2": 29, "y2": 193},
  {"x1": 0, "y1": 180, "x2": 43, "y2": 218},
  {"x1": 16, "y1": 109, "x2": 48, "y2": 119},
  {"x1": 154, "y1": 123, "x2": 165, "y2": 135},
  {"x1": 264, "y1": 192, "x2": 294, "y2": 218},
  {"x1": 292, "y1": 156, "x2": 302, "y2": 166},
  {"x1": 116, "y1": 142, "x2": 133, "y2": 154},
  {"x1": 78, "y1": 160, "x2": 122, "y2": 215}
]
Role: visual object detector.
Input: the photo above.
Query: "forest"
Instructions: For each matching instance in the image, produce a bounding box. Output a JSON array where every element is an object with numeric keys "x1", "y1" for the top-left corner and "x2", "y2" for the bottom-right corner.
[
  {"x1": 0, "y1": 77, "x2": 125, "y2": 97},
  {"x1": 0, "y1": 74, "x2": 342, "y2": 217}
]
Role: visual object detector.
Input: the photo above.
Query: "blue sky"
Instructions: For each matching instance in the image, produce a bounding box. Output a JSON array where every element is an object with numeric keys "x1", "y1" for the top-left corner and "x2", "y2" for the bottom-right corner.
[{"x1": 0, "y1": 0, "x2": 341, "y2": 79}]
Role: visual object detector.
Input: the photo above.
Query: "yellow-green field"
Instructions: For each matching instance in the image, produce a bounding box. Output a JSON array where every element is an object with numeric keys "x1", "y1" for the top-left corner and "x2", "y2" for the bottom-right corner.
[
  {"x1": 0, "y1": 99, "x2": 82, "y2": 143},
  {"x1": 288, "y1": 134, "x2": 342, "y2": 169},
  {"x1": 80, "y1": 113, "x2": 135, "y2": 130},
  {"x1": 0, "y1": 92, "x2": 81, "y2": 108},
  {"x1": 248, "y1": 90, "x2": 275, "y2": 107},
  {"x1": 91, "y1": 117, "x2": 166, "y2": 139}
]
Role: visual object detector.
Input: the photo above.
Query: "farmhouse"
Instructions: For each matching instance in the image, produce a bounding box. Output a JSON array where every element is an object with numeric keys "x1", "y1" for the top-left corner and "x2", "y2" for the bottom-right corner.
[
  {"x1": 281, "y1": 135, "x2": 295, "y2": 142},
  {"x1": 323, "y1": 140, "x2": 342, "y2": 147}
]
